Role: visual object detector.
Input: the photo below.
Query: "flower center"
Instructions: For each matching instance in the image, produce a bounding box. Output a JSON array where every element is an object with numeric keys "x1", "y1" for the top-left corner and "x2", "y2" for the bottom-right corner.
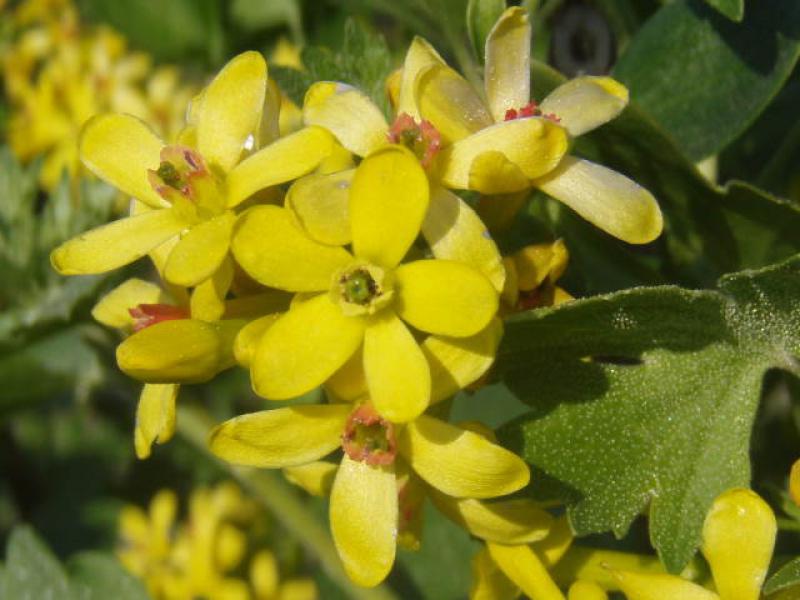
[
  {"x1": 147, "y1": 145, "x2": 224, "y2": 217},
  {"x1": 387, "y1": 112, "x2": 441, "y2": 168},
  {"x1": 342, "y1": 269, "x2": 378, "y2": 305},
  {"x1": 129, "y1": 303, "x2": 189, "y2": 332},
  {"x1": 504, "y1": 101, "x2": 561, "y2": 123},
  {"x1": 342, "y1": 405, "x2": 397, "y2": 466},
  {"x1": 332, "y1": 263, "x2": 394, "y2": 316}
]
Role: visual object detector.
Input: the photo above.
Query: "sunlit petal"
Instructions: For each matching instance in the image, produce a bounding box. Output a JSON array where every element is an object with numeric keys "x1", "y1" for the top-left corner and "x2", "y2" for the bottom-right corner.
[
  {"x1": 484, "y1": 7, "x2": 531, "y2": 122},
  {"x1": 540, "y1": 76, "x2": 628, "y2": 137}
]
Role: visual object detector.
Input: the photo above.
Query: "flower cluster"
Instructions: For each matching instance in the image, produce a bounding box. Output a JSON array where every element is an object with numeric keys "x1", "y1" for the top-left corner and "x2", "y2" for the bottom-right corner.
[
  {"x1": 52, "y1": 6, "x2": 666, "y2": 589},
  {"x1": 118, "y1": 482, "x2": 316, "y2": 600},
  {"x1": 1, "y1": 0, "x2": 195, "y2": 190}
]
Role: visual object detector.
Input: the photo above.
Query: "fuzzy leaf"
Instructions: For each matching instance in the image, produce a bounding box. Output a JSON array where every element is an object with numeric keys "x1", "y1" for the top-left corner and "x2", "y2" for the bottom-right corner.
[
  {"x1": 613, "y1": 0, "x2": 800, "y2": 160},
  {"x1": 497, "y1": 255, "x2": 800, "y2": 573},
  {"x1": 764, "y1": 556, "x2": 800, "y2": 595}
]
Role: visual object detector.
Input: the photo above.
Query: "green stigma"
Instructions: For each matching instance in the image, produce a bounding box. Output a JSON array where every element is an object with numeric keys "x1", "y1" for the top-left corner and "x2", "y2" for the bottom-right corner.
[
  {"x1": 342, "y1": 269, "x2": 377, "y2": 305},
  {"x1": 156, "y1": 161, "x2": 182, "y2": 189}
]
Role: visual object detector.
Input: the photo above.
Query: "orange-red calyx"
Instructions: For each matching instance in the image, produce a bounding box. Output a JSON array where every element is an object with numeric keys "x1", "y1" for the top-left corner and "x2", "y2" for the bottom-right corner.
[
  {"x1": 387, "y1": 112, "x2": 441, "y2": 168},
  {"x1": 504, "y1": 101, "x2": 561, "y2": 124},
  {"x1": 342, "y1": 405, "x2": 397, "y2": 466},
  {"x1": 129, "y1": 303, "x2": 189, "y2": 332},
  {"x1": 147, "y1": 145, "x2": 210, "y2": 204}
]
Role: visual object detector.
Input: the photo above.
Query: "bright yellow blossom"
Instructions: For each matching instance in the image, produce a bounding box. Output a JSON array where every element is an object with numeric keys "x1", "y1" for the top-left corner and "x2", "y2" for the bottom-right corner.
[
  {"x1": 501, "y1": 239, "x2": 573, "y2": 314},
  {"x1": 50, "y1": 51, "x2": 334, "y2": 301},
  {"x1": 611, "y1": 488, "x2": 779, "y2": 600},
  {"x1": 296, "y1": 41, "x2": 508, "y2": 292},
  {"x1": 3, "y1": 0, "x2": 194, "y2": 189},
  {"x1": 118, "y1": 482, "x2": 315, "y2": 600},
  {"x1": 413, "y1": 7, "x2": 662, "y2": 245},
  {"x1": 210, "y1": 400, "x2": 530, "y2": 587},
  {"x1": 231, "y1": 145, "x2": 499, "y2": 422},
  {"x1": 92, "y1": 276, "x2": 249, "y2": 458}
]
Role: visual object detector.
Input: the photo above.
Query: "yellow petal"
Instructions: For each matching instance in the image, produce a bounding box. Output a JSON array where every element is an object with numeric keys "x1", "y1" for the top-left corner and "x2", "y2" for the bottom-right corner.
[
  {"x1": 477, "y1": 190, "x2": 529, "y2": 231},
  {"x1": 209, "y1": 404, "x2": 350, "y2": 468},
  {"x1": 51, "y1": 209, "x2": 185, "y2": 275},
  {"x1": 226, "y1": 126, "x2": 334, "y2": 208},
  {"x1": 415, "y1": 64, "x2": 493, "y2": 144},
  {"x1": 330, "y1": 455, "x2": 397, "y2": 587},
  {"x1": 285, "y1": 169, "x2": 354, "y2": 246},
  {"x1": 317, "y1": 140, "x2": 355, "y2": 174},
  {"x1": 609, "y1": 570, "x2": 717, "y2": 600},
  {"x1": 790, "y1": 459, "x2": 800, "y2": 506},
  {"x1": 701, "y1": 488, "x2": 776, "y2": 600},
  {"x1": 91, "y1": 278, "x2": 168, "y2": 330},
  {"x1": 278, "y1": 579, "x2": 318, "y2": 600},
  {"x1": 423, "y1": 186, "x2": 505, "y2": 292},
  {"x1": 484, "y1": 7, "x2": 531, "y2": 122},
  {"x1": 233, "y1": 313, "x2": 281, "y2": 368},
  {"x1": 398, "y1": 37, "x2": 446, "y2": 118},
  {"x1": 430, "y1": 491, "x2": 552, "y2": 544},
  {"x1": 78, "y1": 113, "x2": 165, "y2": 208},
  {"x1": 350, "y1": 145, "x2": 430, "y2": 268},
  {"x1": 540, "y1": 77, "x2": 628, "y2": 137},
  {"x1": 513, "y1": 239, "x2": 569, "y2": 290},
  {"x1": 568, "y1": 581, "x2": 608, "y2": 600},
  {"x1": 250, "y1": 551, "x2": 279, "y2": 599},
  {"x1": 438, "y1": 118, "x2": 568, "y2": 193},
  {"x1": 326, "y1": 347, "x2": 368, "y2": 402},
  {"x1": 363, "y1": 312, "x2": 430, "y2": 423},
  {"x1": 395, "y1": 259, "x2": 498, "y2": 337},
  {"x1": 231, "y1": 205, "x2": 353, "y2": 292},
  {"x1": 423, "y1": 318, "x2": 503, "y2": 404},
  {"x1": 189, "y1": 256, "x2": 235, "y2": 322},
  {"x1": 487, "y1": 542, "x2": 566, "y2": 600},
  {"x1": 283, "y1": 460, "x2": 339, "y2": 497},
  {"x1": 223, "y1": 290, "x2": 291, "y2": 320},
  {"x1": 196, "y1": 51, "x2": 267, "y2": 173},
  {"x1": 552, "y1": 546, "x2": 677, "y2": 591},
  {"x1": 134, "y1": 383, "x2": 178, "y2": 459},
  {"x1": 534, "y1": 157, "x2": 663, "y2": 244},
  {"x1": 117, "y1": 318, "x2": 243, "y2": 383},
  {"x1": 532, "y1": 515, "x2": 575, "y2": 568},
  {"x1": 164, "y1": 211, "x2": 236, "y2": 287},
  {"x1": 252, "y1": 293, "x2": 365, "y2": 399},
  {"x1": 399, "y1": 415, "x2": 529, "y2": 498},
  {"x1": 470, "y1": 547, "x2": 520, "y2": 600},
  {"x1": 501, "y1": 256, "x2": 520, "y2": 308},
  {"x1": 303, "y1": 82, "x2": 388, "y2": 157}
]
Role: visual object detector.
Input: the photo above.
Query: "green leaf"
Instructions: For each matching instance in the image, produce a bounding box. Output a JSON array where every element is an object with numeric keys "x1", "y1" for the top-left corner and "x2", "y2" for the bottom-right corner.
[
  {"x1": 530, "y1": 62, "x2": 800, "y2": 287},
  {"x1": 68, "y1": 552, "x2": 149, "y2": 600},
  {"x1": 272, "y1": 18, "x2": 393, "y2": 115},
  {"x1": 0, "y1": 326, "x2": 104, "y2": 411},
  {"x1": 612, "y1": 0, "x2": 800, "y2": 160},
  {"x1": 704, "y1": 0, "x2": 744, "y2": 21},
  {"x1": 466, "y1": 0, "x2": 506, "y2": 60},
  {"x1": 765, "y1": 556, "x2": 800, "y2": 595},
  {"x1": 0, "y1": 528, "x2": 147, "y2": 600},
  {"x1": 497, "y1": 255, "x2": 800, "y2": 573},
  {"x1": 1, "y1": 526, "x2": 71, "y2": 600}
]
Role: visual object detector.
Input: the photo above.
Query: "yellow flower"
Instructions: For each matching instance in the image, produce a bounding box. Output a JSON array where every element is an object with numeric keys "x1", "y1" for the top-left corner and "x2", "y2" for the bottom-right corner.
[
  {"x1": 2, "y1": 0, "x2": 195, "y2": 190},
  {"x1": 92, "y1": 276, "x2": 253, "y2": 458},
  {"x1": 296, "y1": 41, "x2": 508, "y2": 292},
  {"x1": 470, "y1": 514, "x2": 706, "y2": 600},
  {"x1": 610, "y1": 488, "x2": 778, "y2": 600},
  {"x1": 501, "y1": 239, "x2": 573, "y2": 314},
  {"x1": 118, "y1": 482, "x2": 312, "y2": 600},
  {"x1": 117, "y1": 489, "x2": 178, "y2": 598},
  {"x1": 210, "y1": 400, "x2": 530, "y2": 587},
  {"x1": 413, "y1": 7, "x2": 662, "y2": 244},
  {"x1": 50, "y1": 51, "x2": 334, "y2": 296},
  {"x1": 231, "y1": 145, "x2": 499, "y2": 422}
]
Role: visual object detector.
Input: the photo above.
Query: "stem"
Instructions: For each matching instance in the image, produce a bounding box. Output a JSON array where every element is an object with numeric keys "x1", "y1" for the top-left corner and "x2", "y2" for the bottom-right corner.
[{"x1": 176, "y1": 405, "x2": 399, "y2": 600}]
